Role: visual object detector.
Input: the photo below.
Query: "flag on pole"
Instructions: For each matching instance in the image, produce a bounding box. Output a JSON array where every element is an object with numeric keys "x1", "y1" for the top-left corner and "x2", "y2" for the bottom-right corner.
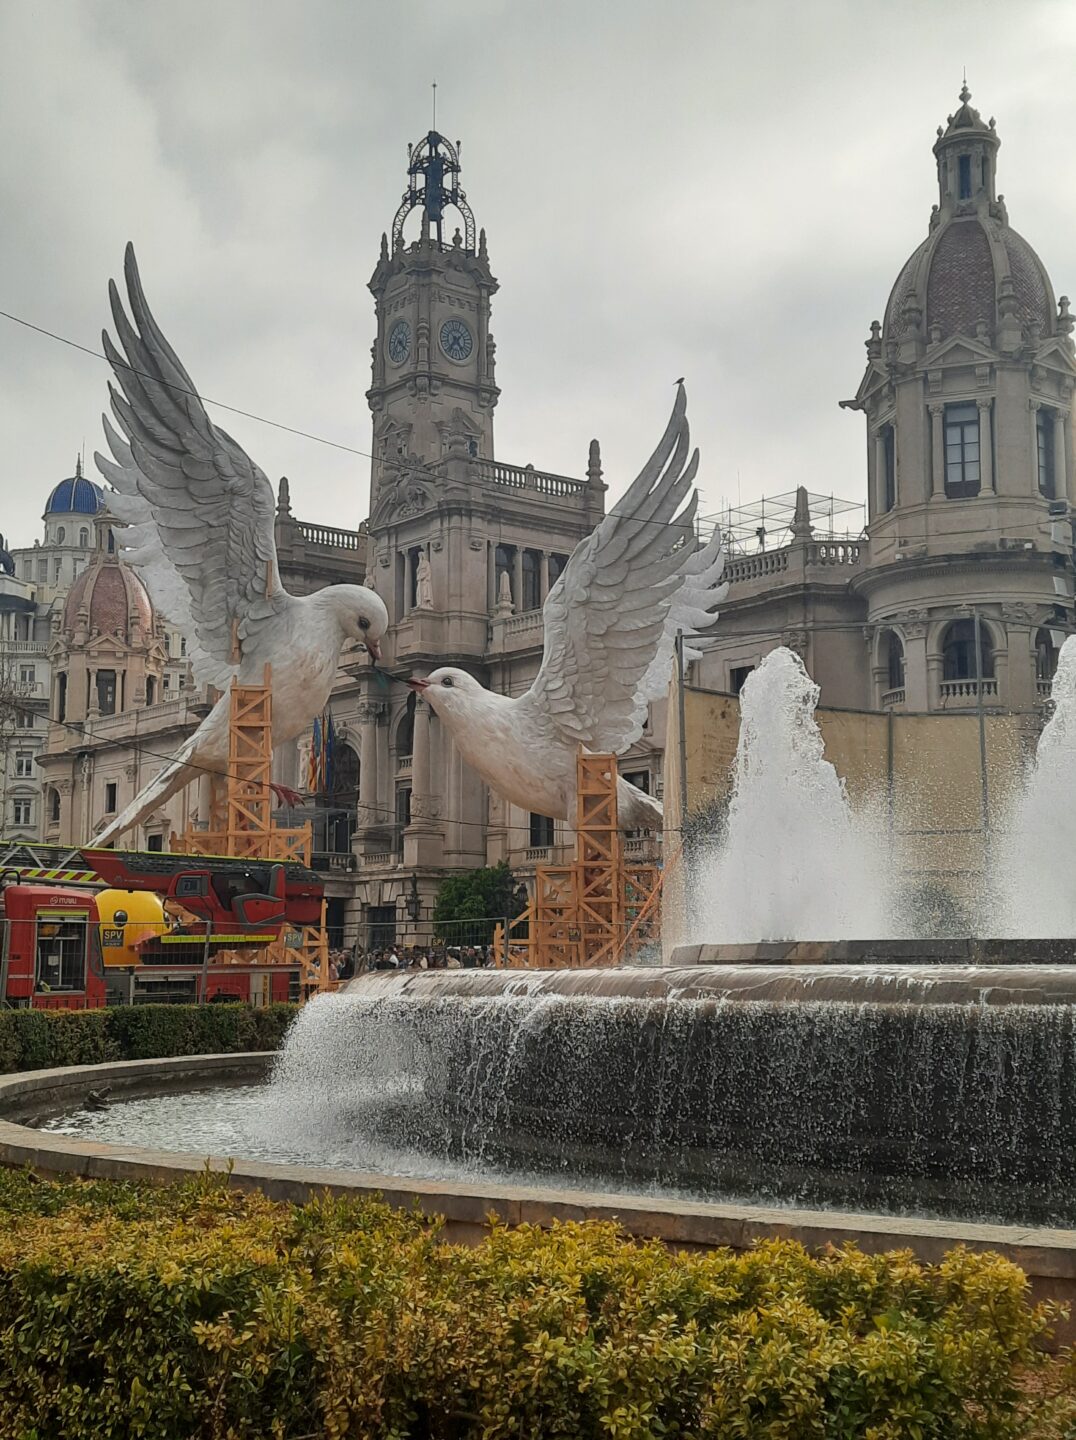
[
  {"x1": 308, "y1": 715, "x2": 322, "y2": 793},
  {"x1": 324, "y1": 711, "x2": 336, "y2": 795}
]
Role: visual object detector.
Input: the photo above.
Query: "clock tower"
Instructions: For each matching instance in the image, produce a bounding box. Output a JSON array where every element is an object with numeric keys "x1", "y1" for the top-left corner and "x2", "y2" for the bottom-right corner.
[{"x1": 366, "y1": 132, "x2": 499, "y2": 510}]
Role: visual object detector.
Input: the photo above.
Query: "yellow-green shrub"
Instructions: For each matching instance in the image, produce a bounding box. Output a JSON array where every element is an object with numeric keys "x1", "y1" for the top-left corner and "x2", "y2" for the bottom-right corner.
[{"x1": 0, "y1": 1168, "x2": 1068, "y2": 1439}]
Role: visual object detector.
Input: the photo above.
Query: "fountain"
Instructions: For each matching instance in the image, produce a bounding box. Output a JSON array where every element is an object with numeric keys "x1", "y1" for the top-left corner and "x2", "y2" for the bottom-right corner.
[
  {"x1": 248, "y1": 644, "x2": 1076, "y2": 1227},
  {"x1": 21, "y1": 645, "x2": 1076, "y2": 1326}
]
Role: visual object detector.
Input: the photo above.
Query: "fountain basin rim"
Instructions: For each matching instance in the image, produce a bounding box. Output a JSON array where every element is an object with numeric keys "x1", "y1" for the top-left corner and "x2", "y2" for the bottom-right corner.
[{"x1": 0, "y1": 1053, "x2": 1074, "y2": 1298}]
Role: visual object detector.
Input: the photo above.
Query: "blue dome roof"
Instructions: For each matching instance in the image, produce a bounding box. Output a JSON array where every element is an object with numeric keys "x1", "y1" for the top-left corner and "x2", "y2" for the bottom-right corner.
[{"x1": 45, "y1": 466, "x2": 103, "y2": 517}]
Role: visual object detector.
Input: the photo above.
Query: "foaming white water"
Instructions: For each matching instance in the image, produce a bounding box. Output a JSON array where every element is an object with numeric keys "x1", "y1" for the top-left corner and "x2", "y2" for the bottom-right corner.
[
  {"x1": 994, "y1": 635, "x2": 1076, "y2": 937},
  {"x1": 691, "y1": 647, "x2": 894, "y2": 943}
]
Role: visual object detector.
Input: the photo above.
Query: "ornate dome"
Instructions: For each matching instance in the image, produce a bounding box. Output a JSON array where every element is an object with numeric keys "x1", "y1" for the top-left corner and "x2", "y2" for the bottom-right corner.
[
  {"x1": 881, "y1": 85, "x2": 1056, "y2": 348},
  {"x1": 44, "y1": 458, "x2": 103, "y2": 517},
  {"x1": 883, "y1": 219, "x2": 1054, "y2": 345},
  {"x1": 63, "y1": 555, "x2": 154, "y2": 641}
]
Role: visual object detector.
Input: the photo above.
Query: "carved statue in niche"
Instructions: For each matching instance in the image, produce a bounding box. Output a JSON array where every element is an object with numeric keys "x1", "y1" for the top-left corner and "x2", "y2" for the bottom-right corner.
[
  {"x1": 496, "y1": 569, "x2": 514, "y2": 614},
  {"x1": 415, "y1": 552, "x2": 434, "y2": 610}
]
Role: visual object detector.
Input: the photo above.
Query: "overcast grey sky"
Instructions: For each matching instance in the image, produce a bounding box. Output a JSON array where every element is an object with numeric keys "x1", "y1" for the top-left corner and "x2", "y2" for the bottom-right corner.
[{"x1": 2, "y1": 0, "x2": 1075, "y2": 549}]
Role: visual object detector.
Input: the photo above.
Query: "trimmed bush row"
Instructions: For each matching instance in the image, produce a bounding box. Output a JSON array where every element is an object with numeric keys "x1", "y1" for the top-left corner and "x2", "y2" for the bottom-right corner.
[
  {"x1": 0, "y1": 1002, "x2": 298, "y2": 1073},
  {"x1": 0, "y1": 1168, "x2": 1070, "y2": 1439}
]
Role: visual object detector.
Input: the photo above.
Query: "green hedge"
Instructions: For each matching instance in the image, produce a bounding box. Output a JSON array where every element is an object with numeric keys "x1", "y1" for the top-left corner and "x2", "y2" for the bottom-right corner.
[
  {"x1": 0, "y1": 1168, "x2": 1070, "y2": 1439},
  {"x1": 0, "y1": 1003, "x2": 298, "y2": 1073}
]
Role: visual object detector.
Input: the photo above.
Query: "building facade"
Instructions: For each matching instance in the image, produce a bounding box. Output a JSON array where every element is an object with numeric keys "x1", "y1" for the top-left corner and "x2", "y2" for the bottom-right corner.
[
  {"x1": 697, "y1": 84, "x2": 1075, "y2": 714},
  {"x1": 14, "y1": 86, "x2": 1071, "y2": 946}
]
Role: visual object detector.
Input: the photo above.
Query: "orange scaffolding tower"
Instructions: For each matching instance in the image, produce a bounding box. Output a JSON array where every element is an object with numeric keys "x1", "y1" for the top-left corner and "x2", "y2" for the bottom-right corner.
[
  {"x1": 175, "y1": 666, "x2": 329, "y2": 994},
  {"x1": 498, "y1": 753, "x2": 662, "y2": 968}
]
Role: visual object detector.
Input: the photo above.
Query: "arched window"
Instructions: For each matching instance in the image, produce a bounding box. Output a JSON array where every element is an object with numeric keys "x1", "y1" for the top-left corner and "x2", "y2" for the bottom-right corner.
[
  {"x1": 1035, "y1": 628, "x2": 1059, "y2": 687},
  {"x1": 145, "y1": 676, "x2": 156, "y2": 706},
  {"x1": 885, "y1": 632, "x2": 905, "y2": 692},
  {"x1": 57, "y1": 526, "x2": 65, "y2": 544},
  {"x1": 106, "y1": 530, "x2": 116, "y2": 554},
  {"x1": 79, "y1": 528, "x2": 88, "y2": 547},
  {"x1": 396, "y1": 691, "x2": 416, "y2": 757},
  {"x1": 941, "y1": 619, "x2": 994, "y2": 682},
  {"x1": 56, "y1": 672, "x2": 67, "y2": 724},
  {"x1": 47, "y1": 787, "x2": 61, "y2": 824}
]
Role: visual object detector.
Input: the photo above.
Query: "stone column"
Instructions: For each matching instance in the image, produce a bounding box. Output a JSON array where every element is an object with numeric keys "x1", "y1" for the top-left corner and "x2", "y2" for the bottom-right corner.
[
  {"x1": 358, "y1": 702, "x2": 381, "y2": 826},
  {"x1": 977, "y1": 399, "x2": 994, "y2": 493},
  {"x1": 512, "y1": 548, "x2": 523, "y2": 613},
  {"x1": 410, "y1": 701, "x2": 432, "y2": 819},
  {"x1": 404, "y1": 697, "x2": 442, "y2": 867},
  {"x1": 486, "y1": 544, "x2": 497, "y2": 613},
  {"x1": 873, "y1": 432, "x2": 887, "y2": 514},
  {"x1": 1029, "y1": 399, "x2": 1042, "y2": 492},
  {"x1": 1055, "y1": 406, "x2": 1070, "y2": 503},
  {"x1": 929, "y1": 404, "x2": 945, "y2": 498},
  {"x1": 539, "y1": 551, "x2": 550, "y2": 602},
  {"x1": 445, "y1": 736, "x2": 462, "y2": 858}
]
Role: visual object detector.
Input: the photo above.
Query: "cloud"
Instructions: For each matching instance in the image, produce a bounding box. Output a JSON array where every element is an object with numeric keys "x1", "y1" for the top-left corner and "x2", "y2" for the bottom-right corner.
[{"x1": 1, "y1": 0, "x2": 1073, "y2": 549}]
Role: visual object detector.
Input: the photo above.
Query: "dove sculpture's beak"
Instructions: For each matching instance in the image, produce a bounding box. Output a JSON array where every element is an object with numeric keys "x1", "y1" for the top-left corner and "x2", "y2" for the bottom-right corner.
[
  {"x1": 364, "y1": 639, "x2": 382, "y2": 661},
  {"x1": 407, "y1": 676, "x2": 430, "y2": 692}
]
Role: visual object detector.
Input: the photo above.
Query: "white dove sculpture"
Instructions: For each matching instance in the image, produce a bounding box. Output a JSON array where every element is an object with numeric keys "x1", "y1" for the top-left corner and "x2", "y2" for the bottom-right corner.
[
  {"x1": 91, "y1": 244, "x2": 388, "y2": 846},
  {"x1": 409, "y1": 385, "x2": 725, "y2": 832}
]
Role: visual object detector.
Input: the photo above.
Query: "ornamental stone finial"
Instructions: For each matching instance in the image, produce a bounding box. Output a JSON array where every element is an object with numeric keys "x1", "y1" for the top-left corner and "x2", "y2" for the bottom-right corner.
[
  {"x1": 277, "y1": 476, "x2": 291, "y2": 516},
  {"x1": 790, "y1": 485, "x2": 813, "y2": 542}
]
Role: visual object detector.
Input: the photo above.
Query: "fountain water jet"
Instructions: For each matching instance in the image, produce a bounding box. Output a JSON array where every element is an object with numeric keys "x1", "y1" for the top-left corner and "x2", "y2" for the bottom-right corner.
[
  {"x1": 692, "y1": 647, "x2": 894, "y2": 943},
  {"x1": 994, "y1": 634, "x2": 1076, "y2": 937}
]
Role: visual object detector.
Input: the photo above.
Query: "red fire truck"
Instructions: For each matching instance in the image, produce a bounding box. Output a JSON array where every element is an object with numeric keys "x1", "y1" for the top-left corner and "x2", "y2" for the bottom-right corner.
[{"x1": 0, "y1": 844, "x2": 324, "y2": 1009}]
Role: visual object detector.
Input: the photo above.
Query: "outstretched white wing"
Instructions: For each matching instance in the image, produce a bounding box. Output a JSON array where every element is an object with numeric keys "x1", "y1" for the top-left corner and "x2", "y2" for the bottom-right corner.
[
  {"x1": 94, "y1": 243, "x2": 288, "y2": 688},
  {"x1": 522, "y1": 385, "x2": 725, "y2": 754}
]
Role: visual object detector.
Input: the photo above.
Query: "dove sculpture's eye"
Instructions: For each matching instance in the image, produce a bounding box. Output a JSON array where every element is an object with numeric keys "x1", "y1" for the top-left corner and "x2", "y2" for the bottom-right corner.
[
  {"x1": 441, "y1": 677, "x2": 454, "y2": 687},
  {"x1": 358, "y1": 617, "x2": 370, "y2": 631}
]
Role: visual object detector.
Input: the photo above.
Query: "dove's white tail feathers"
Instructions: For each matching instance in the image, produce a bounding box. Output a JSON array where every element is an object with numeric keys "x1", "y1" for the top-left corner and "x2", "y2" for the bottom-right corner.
[
  {"x1": 617, "y1": 777, "x2": 664, "y2": 832},
  {"x1": 91, "y1": 742, "x2": 199, "y2": 847},
  {"x1": 90, "y1": 693, "x2": 230, "y2": 847}
]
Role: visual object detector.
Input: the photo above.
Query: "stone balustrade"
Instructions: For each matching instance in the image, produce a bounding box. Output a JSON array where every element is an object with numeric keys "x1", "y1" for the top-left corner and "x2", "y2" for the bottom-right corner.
[
  {"x1": 724, "y1": 538, "x2": 865, "y2": 589},
  {"x1": 297, "y1": 521, "x2": 364, "y2": 551},
  {"x1": 939, "y1": 679, "x2": 999, "y2": 703},
  {"x1": 473, "y1": 459, "x2": 586, "y2": 500},
  {"x1": 881, "y1": 687, "x2": 906, "y2": 708},
  {"x1": 724, "y1": 550, "x2": 790, "y2": 584}
]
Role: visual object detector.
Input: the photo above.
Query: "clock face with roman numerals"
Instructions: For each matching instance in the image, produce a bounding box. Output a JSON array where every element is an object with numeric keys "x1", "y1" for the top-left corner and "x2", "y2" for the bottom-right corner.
[
  {"x1": 387, "y1": 320, "x2": 411, "y2": 365},
  {"x1": 439, "y1": 317, "x2": 473, "y2": 362}
]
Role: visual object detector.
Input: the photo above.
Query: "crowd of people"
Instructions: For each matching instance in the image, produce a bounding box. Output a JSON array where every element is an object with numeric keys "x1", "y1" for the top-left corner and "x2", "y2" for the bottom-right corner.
[{"x1": 325, "y1": 943, "x2": 498, "y2": 982}]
